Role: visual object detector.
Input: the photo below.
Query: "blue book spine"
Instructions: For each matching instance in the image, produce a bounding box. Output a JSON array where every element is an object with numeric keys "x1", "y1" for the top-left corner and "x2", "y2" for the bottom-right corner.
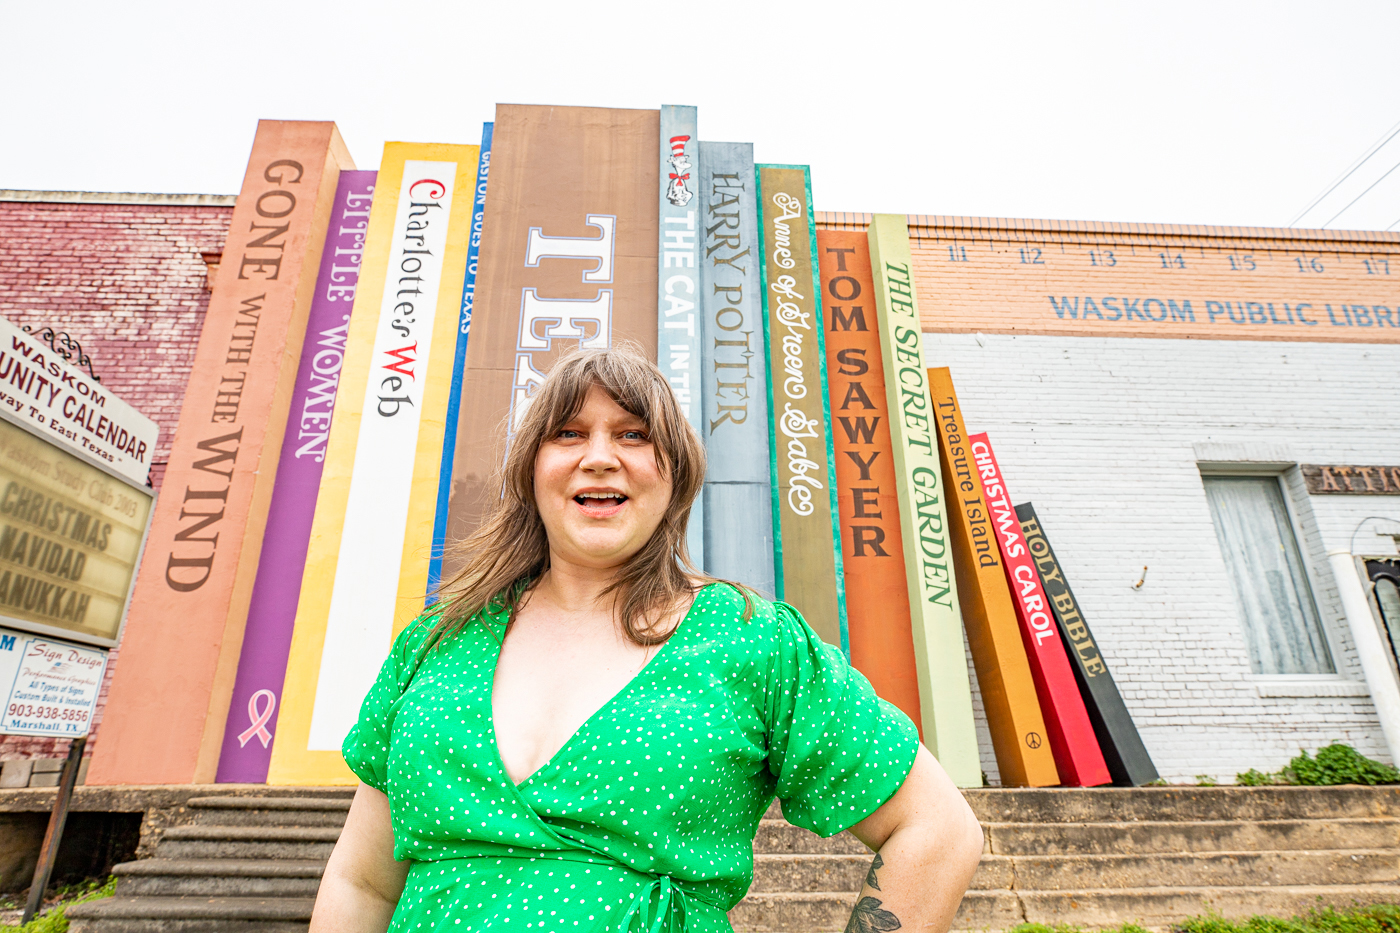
[
  {"x1": 698, "y1": 141, "x2": 775, "y2": 597},
  {"x1": 427, "y1": 122, "x2": 493, "y2": 599}
]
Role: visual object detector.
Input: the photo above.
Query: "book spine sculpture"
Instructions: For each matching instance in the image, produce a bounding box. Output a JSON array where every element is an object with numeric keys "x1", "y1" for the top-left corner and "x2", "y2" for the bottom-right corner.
[
  {"x1": 698, "y1": 142, "x2": 775, "y2": 597},
  {"x1": 440, "y1": 105, "x2": 659, "y2": 577},
  {"x1": 657, "y1": 106, "x2": 705, "y2": 567},
  {"x1": 864, "y1": 215, "x2": 982, "y2": 787},
  {"x1": 970, "y1": 433, "x2": 1111, "y2": 786},
  {"x1": 90, "y1": 121, "x2": 354, "y2": 786},
  {"x1": 427, "y1": 124, "x2": 494, "y2": 596},
  {"x1": 927, "y1": 365, "x2": 1060, "y2": 786},
  {"x1": 817, "y1": 229, "x2": 924, "y2": 731},
  {"x1": 1016, "y1": 502, "x2": 1160, "y2": 786},
  {"x1": 216, "y1": 169, "x2": 376, "y2": 783},
  {"x1": 755, "y1": 165, "x2": 847, "y2": 650},
  {"x1": 270, "y1": 142, "x2": 481, "y2": 784}
]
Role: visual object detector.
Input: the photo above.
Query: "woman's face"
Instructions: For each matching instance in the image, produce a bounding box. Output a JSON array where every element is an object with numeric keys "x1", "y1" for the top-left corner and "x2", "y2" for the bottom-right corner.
[{"x1": 534, "y1": 384, "x2": 673, "y2": 572}]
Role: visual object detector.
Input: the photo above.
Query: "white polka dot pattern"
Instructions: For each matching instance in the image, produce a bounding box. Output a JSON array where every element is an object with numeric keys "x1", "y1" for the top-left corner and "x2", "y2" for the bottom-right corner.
[{"x1": 342, "y1": 583, "x2": 919, "y2": 931}]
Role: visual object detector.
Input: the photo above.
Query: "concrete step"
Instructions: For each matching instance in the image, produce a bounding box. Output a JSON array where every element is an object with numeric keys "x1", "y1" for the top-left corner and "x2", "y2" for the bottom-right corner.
[
  {"x1": 986, "y1": 818, "x2": 1400, "y2": 855},
  {"x1": 729, "y1": 889, "x2": 1023, "y2": 932},
  {"x1": 112, "y1": 859, "x2": 324, "y2": 898},
  {"x1": 753, "y1": 820, "x2": 870, "y2": 855},
  {"x1": 186, "y1": 797, "x2": 351, "y2": 828},
  {"x1": 751, "y1": 846, "x2": 1397, "y2": 896},
  {"x1": 965, "y1": 786, "x2": 1400, "y2": 824},
  {"x1": 749, "y1": 853, "x2": 1016, "y2": 893},
  {"x1": 729, "y1": 883, "x2": 1400, "y2": 932},
  {"x1": 155, "y1": 826, "x2": 340, "y2": 861},
  {"x1": 1013, "y1": 849, "x2": 1400, "y2": 889},
  {"x1": 65, "y1": 895, "x2": 313, "y2": 933},
  {"x1": 1019, "y1": 883, "x2": 1400, "y2": 930}
]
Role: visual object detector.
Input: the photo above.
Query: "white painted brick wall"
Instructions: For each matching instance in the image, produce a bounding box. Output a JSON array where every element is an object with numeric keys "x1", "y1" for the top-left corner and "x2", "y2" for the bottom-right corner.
[{"x1": 924, "y1": 332, "x2": 1400, "y2": 784}]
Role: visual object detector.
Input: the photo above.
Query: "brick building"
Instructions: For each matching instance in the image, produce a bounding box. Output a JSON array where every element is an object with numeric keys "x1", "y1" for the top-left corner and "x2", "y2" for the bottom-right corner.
[{"x1": 0, "y1": 189, "x2": 233, "y2": 766}]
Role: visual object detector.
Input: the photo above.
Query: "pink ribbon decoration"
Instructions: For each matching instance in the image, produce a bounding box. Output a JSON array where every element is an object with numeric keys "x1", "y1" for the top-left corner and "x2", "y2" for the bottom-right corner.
[{"x1": 237, "y1": 689, "x2": 277, "y2": 748}]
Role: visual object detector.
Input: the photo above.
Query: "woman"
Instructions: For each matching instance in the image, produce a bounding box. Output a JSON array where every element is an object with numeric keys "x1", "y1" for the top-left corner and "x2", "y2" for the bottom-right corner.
[{"x1": 311, "y1": 347, "x2": 984, "y2": 932}]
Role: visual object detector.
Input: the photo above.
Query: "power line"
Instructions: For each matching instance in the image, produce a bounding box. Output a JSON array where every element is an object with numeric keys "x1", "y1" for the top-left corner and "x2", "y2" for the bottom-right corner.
[
  {"x1": 1289, "y1": 117, "x2": 1400, "y2": 227},
  {"x1": 1320, "y1": 153, "x2": 1400, "y2": 228}
]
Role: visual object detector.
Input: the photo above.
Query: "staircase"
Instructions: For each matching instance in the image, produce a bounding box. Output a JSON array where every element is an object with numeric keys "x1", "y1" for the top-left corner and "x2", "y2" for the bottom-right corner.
[
  {"x1": 736, "y1": 786, "x2": 1400, "y2": 931},
  {"x1": 67, "y1": 792, "x2": 350, "y2": 932},
  {"x1": 66, "y1": 786, "x2": 1400, "y2": 932}
]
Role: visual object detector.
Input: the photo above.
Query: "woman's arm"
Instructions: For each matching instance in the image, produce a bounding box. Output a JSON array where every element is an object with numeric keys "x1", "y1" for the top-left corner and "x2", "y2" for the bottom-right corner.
[
  {"x1": 845, "y1": 745, "x2": 985, "y2": 933},
  {"x1": 310, "y1": 783, "x2": 409, "y2": 933}
]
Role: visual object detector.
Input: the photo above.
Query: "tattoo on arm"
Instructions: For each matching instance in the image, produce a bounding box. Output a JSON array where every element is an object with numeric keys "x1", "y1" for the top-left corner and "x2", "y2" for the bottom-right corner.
[
  {"x1": 845, "y1": 896, "x2": 901, "y2": 933},
  {"x1": 847, "y1": 854, "x2": 900, "y2": 933},
  {"x1": 864, "y1": 853, "x2": 884, "y2": 891}
]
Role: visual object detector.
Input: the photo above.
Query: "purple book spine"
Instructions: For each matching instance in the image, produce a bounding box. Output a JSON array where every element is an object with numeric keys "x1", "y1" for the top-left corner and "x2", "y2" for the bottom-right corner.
[{"x1": 216, "y1": 170, "x2": 377, "y2": 783}]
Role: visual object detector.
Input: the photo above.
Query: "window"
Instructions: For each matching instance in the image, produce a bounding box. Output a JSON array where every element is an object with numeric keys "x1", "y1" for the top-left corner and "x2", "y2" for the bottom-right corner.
[{"x1": 1202, "y1": 475, "x2": 1334, "y2": 675}]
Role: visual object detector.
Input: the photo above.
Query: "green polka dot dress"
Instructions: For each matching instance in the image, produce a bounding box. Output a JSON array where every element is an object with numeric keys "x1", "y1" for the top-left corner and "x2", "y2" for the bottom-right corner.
[{"x1": 343, "y1": 582, "x2": 919, "y2": 932}]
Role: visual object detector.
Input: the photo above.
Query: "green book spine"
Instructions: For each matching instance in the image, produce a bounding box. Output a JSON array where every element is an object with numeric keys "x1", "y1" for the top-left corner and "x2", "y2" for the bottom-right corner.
[
  {"x1": 867, "y1": 214, "x2": 981, "y2": 786},
  {"x1": 755, "y1": 164, "x2": 847, "y2": 651}
]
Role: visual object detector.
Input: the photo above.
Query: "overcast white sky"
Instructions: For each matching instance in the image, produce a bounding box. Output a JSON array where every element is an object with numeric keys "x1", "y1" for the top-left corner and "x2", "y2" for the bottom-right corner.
[{"x1": 4, "y1": 0, "x2": 1400, "y2": 231}]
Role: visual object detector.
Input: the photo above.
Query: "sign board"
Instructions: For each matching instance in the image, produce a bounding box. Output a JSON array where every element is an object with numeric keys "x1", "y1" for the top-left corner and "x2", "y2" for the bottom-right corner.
[
  {"x1": 0, "y1": 626, "x2": 107, "y2": 737},
  {"x1": 0, "y1": 415, "x2": 152, "y2": 647},
  {"x1": 1302, "y1": 464, "x2": 1400, "y2": 495},
  {"x1": 0, "y1": 319, "x2": 158, "y2": 486}
]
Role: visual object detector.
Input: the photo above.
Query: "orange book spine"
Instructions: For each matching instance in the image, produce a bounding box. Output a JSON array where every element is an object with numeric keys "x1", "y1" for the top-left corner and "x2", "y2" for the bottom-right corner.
[
  {"x1": 817, "y1": 231, "x2": 921, "y2": 733},
  {"x1": 927, "y1": 366, "x2": 1059, "y2": 787},
  {"x1": 90, "y1": 122, "x2": 353, "y2": 785}
]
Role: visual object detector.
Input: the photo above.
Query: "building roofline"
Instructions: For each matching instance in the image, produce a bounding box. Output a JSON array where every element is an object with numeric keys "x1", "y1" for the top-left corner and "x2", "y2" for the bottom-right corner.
[
  {"x1": 0, "y1": 190, "x2": 236, "y2": 207},
  {"x1": 815, "y1": 211, "x2": 1400, "y2": 245}
]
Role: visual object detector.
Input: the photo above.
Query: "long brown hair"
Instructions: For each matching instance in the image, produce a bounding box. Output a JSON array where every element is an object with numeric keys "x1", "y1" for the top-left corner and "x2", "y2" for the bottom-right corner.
[{"x1": 431, "y1": 345, "x2": 724, "y2": 645}]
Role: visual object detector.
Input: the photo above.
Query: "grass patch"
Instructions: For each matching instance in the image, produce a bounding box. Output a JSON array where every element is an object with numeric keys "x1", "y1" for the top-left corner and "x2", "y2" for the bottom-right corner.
[
  {"x1": 0, "y1": 876, "x2": 115, "y2": 933},
  {"x1": 1007, "y1": 903, "x2": 1400, "y2": 933}
]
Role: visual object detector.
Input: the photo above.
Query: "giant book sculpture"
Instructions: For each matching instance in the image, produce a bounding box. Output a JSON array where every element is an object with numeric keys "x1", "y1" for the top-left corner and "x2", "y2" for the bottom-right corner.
[
  {"x1": 441, "y1": 105, "x2": 659, "y2": 572},
  {"x1": 818, "y1": 229, "x2": 922, "y2": 729},
  {"x1": 90, "y1": 121, "x2": 354, "y2": 786},
  {"x1": 1016, "y1": 502, "x2": 1160, "y2": 786},
  {"x1": 928, "y1": 366, "x2": 1059, "y2": 787},
  {"x1": 756, "y1": 165, "x2": 846, "y2": 650},
  {"x1": 972, "y1": 433, "x2": 1110, "y2": 786},
  {"x1": 865, "y1": 216, "x2": 981, "y2": 786},
  {"x1": 270, "y1": 141, "x2": 480, "y2": 784},
  {"x1": 657, "y1": 105, "x2": 705, "y2": 567},
  {"x1": 427, "y1": 123, "x2": 494, "y2": 595},
  {"x1": 217, "y1": 169, "x2": 376, "y2": 783},
  {"x1": 698, "y1": 141, "x2": 775, "y2": 596}
]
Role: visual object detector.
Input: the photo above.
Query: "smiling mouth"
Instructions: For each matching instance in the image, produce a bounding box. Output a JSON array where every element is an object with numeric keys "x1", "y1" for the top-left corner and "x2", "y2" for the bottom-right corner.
[{"x1": 574, "y1": 492, "x2": 628, "y2": 510}]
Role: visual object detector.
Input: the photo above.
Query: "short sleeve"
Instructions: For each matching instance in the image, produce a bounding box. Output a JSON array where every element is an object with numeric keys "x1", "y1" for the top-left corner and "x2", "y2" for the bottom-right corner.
[
  {"x1": 764, "y1": 602, "x2": 920, "y2": 837},
  {"x1": 341, "y1": 615, "x2": 437, "y2": 793}
]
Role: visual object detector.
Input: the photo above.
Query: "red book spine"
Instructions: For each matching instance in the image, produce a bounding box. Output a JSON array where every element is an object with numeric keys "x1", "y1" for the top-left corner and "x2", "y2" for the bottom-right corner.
[{"x1": 971, "y1": 432, "x2": 1111, "y2": 786}]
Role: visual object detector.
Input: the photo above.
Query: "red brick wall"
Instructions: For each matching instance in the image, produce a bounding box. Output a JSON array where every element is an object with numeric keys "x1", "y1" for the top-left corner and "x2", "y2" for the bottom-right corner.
[{"x1": 0, "y1": 194, "x2": 232, "y2": 764}]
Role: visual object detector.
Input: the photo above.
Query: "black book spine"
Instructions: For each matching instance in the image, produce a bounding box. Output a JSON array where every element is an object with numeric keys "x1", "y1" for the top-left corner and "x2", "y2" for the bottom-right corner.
[{"x1": 1015, "y1": 502, "x2": 1160, "y2": 786}]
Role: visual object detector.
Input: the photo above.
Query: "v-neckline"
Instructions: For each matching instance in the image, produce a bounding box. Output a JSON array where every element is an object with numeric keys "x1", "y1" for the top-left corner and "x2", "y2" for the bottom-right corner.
[{"x1": 488, "y1": 583, "x2": 711, "y2": 790}]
